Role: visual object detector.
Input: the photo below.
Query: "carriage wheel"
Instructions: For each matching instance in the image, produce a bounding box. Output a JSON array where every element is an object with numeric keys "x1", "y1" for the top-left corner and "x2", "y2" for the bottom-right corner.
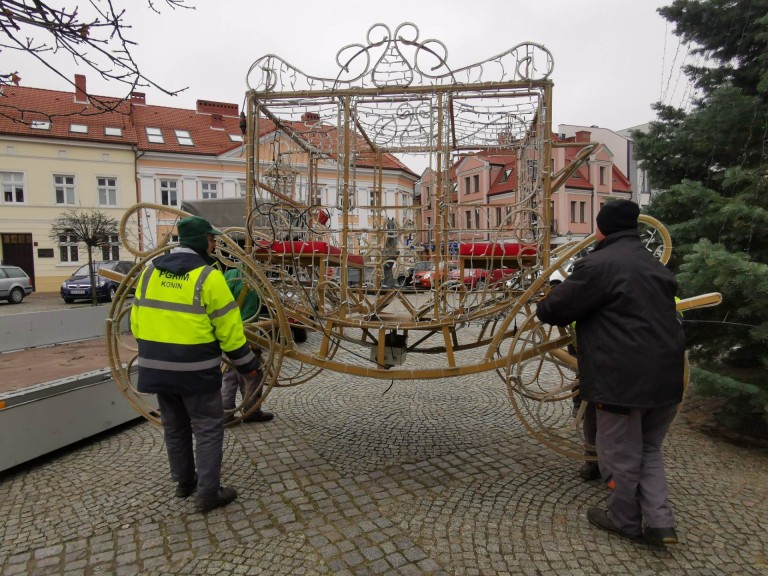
[
  {"x1": 106, "y1": 241, "x2": 289, "y2": 427},
  {"x1": 503, "y1": 308, "x2": 588, "y2": 459}
]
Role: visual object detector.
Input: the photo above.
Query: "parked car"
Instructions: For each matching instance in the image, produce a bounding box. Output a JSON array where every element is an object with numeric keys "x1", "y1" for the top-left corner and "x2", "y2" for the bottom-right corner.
[
  {"x1": 413, "y1": 260, "x2": 458, "y2": 290},
  {"x1": 447, "y1": 267, "x2": 489, "y2": 289},
  {"x1": 487, "y1": 268, "x2": 517, "y2": 288},
  {"x1": 60, "y1": 260, "x2": 134, "y2": 303},
  {"x1": 0, "y1": 265, "x2": 33, "y2": 304},
  {"x1": 549, "y1": 257, "x2": 576, "y2": 286}
]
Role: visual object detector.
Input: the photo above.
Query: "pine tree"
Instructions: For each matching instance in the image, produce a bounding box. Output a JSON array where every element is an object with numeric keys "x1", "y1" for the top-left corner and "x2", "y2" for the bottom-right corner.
[{"x1": 633, "y1": 0, "x2": 768, "y2": 429}]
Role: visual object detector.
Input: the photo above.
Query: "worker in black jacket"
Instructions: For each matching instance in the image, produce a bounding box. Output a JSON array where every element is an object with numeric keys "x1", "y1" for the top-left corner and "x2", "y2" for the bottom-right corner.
[{"x1": 536, "y1": 200, "x2": 684, "y2": 547}]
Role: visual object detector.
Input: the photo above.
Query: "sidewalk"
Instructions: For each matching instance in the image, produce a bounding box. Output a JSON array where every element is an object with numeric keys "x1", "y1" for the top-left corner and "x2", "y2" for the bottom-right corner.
[{"x1": 1, "y1": 333, "x2": 766, "y2": 575}]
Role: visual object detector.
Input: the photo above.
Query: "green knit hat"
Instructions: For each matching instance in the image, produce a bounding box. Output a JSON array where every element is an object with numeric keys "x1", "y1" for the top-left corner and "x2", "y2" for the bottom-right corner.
[{"x1": 177, "y1": 216, "x2": 222, "y2": 254}]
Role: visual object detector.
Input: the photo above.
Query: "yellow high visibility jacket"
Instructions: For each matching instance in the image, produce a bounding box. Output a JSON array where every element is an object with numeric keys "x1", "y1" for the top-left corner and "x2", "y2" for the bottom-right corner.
[{"x1": 130, "y1": 250, "x2": 258, "y2": 394}]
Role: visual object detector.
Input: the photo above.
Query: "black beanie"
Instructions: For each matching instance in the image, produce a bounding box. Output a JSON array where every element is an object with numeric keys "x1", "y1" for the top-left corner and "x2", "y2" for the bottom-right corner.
[
  {"x1": 177, "y1": 216, "x2": 221, "y2": 255},
  {"x1": 596, "y1": 200, "x2": 640, "y2": 236}
]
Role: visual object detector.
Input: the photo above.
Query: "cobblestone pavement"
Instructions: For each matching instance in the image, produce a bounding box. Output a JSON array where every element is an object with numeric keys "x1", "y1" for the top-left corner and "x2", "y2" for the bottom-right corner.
[{"x1": 1, "y1": 336, "x2": 767, "y2": 575}]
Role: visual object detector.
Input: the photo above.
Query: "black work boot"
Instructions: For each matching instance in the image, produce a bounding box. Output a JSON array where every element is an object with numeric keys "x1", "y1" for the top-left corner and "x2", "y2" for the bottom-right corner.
[
  {"x1": 197, "y1": 486, "x2": 238, "y2": 512},
  {"x1": 578, "y1": 461, "x2": 601, "y2": 481},
  {"x1": 242, "y1": 409, "x2": 274, "y2": 423},
  {"x1": 175, "y1": 474, "x2": 197, "y2": 498}
]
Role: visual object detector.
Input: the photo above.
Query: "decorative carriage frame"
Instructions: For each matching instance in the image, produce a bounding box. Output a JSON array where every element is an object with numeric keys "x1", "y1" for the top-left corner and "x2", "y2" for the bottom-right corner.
[{"x1": 108, "y1": 24, "x2": 716, "y2": 458}]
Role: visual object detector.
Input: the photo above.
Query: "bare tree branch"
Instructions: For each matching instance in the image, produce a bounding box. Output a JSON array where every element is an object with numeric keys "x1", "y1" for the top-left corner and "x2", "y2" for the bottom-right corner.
[{"x1": 0, "y1": 0, "x2": 193, "y2": 121}]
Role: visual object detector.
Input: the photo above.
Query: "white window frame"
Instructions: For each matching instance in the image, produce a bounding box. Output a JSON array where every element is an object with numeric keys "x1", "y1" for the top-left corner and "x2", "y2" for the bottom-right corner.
[
  {"x1": 30, "y1": 120, "x2": 51, "y2": 130},
  {"x1": 101, "y1": 233, "x2": 120, "y2": 260},
  {"x1": 70, "y1": 123, "x2": 88, "y2": 134},
  {"x1": 146, "y1": 127, "x2": 164, "y2": 144},
  {"x1": 175, "y1": 129, "x2": 193, "y2": 146},
  {"x1": 200, "y1": 181, "x2": 219, "y2": 200},
  {"x1": 229, "y1": 134, "x2": 244, "y2": 142},
  {"x1": 159, "y1": 179, "x2": 179, "y2": 207},
  {"x1": 97, "y1": 176, "x2": 118, "y2": 206},
  {"x1": 59, "y1": 231, "x2": 80, "y2": 263},
  {"x1": 54, "y1": 174, "x2": 76, "y2": 205},
  {"x1": 238, "y1": 180, "x2": 246, "y2": 197},
  {"x1": 104, "y1": 126, "x2": 122, "y2": 137},
  {"x1": 1, "y1": 171, "x2": 25, "y2": 203}
]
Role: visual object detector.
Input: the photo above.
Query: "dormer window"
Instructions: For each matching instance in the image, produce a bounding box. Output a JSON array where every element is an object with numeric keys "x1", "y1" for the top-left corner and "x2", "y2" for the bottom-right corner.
[
  {"x1": 105, "y1": 127, "x2": 122, "y2": 137},
  {"x1": 146, "y1": 127, "x2": 164, "y2": 143},
  {"x1": 30, "y1": 120, "x2": 51, "y2": 130},
  {"x1": 70, "y1": 124, "x2": 88, "y2": 134},
  {"x1": 229, "y1": 134, "x2": 244, "y2": 142},
  {"x1": 175, "y1": 129, "x2": 193, "y2": 146}
]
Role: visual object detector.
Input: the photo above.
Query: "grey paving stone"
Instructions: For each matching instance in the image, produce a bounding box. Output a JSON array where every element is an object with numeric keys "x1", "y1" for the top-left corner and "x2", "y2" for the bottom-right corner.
[{"x1": 0, "y1": 363, "x2": 766, "y2": 575}]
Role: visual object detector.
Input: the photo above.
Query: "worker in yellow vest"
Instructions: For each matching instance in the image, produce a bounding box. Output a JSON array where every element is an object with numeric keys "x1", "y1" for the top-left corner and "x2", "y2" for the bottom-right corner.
[{"x1": 131, "y1": 216, "x2": 261, "y2": 512}]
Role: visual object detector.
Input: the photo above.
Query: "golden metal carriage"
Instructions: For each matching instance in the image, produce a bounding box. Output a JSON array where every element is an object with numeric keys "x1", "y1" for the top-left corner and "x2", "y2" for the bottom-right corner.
[{"x1": 107, "y1": 23, "x2": 720, "y2": 459}]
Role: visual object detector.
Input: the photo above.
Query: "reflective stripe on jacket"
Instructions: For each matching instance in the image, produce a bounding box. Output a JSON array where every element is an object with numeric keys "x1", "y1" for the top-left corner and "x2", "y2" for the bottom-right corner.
[{"x1": 130, "y1": 252, "x2": 258, "y2": 395}]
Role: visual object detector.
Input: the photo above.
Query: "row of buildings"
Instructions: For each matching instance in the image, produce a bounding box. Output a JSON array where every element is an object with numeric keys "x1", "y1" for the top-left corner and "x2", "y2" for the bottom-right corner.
[{"x1": 0, "y1": 74, "x2": 650, "y2": 293}]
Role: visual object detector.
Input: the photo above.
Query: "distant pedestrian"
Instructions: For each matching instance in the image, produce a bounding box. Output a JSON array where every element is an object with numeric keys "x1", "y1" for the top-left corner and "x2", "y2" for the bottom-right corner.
[
  {"x1": 131, "y1": 216, "x2": 262, "y2": 512},
  {"x1": 536, "y1": 200, "x2": 684, "y2": 546}
]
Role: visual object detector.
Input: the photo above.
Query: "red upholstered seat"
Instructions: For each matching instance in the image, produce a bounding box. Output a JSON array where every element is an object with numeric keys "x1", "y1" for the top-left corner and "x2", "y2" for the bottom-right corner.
[
  {"x1": 253, "y1": 241, "x2": 364, "y2": 266},
  {"x1": 458, "y1": 242, "x2": 537, "y2": 257}
]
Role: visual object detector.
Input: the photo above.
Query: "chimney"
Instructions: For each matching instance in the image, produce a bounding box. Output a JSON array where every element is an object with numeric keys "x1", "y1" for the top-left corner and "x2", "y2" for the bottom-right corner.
[
  {"x1": 301, "y1": 112, "x2": 320, "y2": 123},
  {"x1": 196, "y1": 100, "x2": 239, "y2": 117},
  {"x1": 575, "y1": 130, "x2": 591, "y2": 143},
  {"x1": 211, "y1": 113, "x2": 224, "y2": 130},
  {"x1": 74, "y1": 74, "x2": 88, "y2": 104},
  {"x1": 130, "y1": 92, "x2": 146, "y2": 105}
]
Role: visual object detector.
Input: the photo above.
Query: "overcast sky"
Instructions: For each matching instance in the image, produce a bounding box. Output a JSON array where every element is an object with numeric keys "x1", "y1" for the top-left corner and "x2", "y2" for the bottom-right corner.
[{"x1": 9, "y1": 0, "x2": 693, "y2": 133}]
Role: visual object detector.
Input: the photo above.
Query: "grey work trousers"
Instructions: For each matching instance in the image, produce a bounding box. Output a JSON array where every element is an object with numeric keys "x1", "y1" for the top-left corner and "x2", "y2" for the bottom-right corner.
[
  {"x1": 157, "y1": 390, "x2": 224, "y2": 499},
  {"x1": 596, "y1": 403, "x2": 678, "y2": 536}
]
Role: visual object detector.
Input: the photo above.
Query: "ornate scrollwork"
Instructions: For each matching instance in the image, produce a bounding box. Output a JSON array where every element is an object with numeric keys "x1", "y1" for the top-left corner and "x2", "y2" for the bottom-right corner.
[{"x1": 246, "y1": 22, "x2": 554, "y2": 93}]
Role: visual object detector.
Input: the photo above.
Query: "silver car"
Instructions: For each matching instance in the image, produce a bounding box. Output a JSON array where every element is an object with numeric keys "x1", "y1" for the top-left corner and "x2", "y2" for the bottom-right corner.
[{"x1": 0, "y1": 265, "x2": 33, "y2": 304}]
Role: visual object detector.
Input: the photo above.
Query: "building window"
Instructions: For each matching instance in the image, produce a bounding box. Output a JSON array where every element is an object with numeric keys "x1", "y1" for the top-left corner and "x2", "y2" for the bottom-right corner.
[
  {"x1": 451, "y1": 213, "x2": 456, "y2": 228},
  {"x1": 30, "y1": 120, "x2": 51, "y2": 130},
  {"x1": 229, "y1": 134, "x2": 244, "y2": 142},
  {"x1": 600, "y1": 166, "x2": 606, "y2": 185},
  {"x1": 495, "y1": 207, "x2": 502, "y2": 226},
  {"x1": 175, "y1": 129, "x2": 194, "y2": 146},
  {"x1": 312, "y1": 185, "x2": 324, "y2": 206},
  {"x1": 465, "y1": 210, "x2": 472, "y2": 229},
  {"x1": 59, "y1": 231, "x2": 79, "y2": 263},
  {"x1": 570, "y1": 201, "x2": 577, "y2": 223},
  {"x1": 201, "y1": 181, "x2": 218, "y2": 199},
  {"x1": 474, "y1": 209, "x2": 480, "y2": 229},
  {"x1": 580, "y1": 201, "x2": 587, "y2": 223},
  {"x1": 238, "y1": 180, "x2": 246, "y2": 197},
  {"x1": 146, "y1": 127, "x2": 164, "y2": 144},
  {"x1": 98, "y1": 177, "x2": 117, "y2": 206},
  {"x1": 160, "y1": 179, "x2": 179, "y2": 206},
  {"x1": 105, "y1": 126, "x2": 122, "y2": 137},
  {"x1": 500, "y1": 168, "x2": 512, "y2": 183},
  {"x1": 528, "y1": 160, "x2": 538, "y2": 182},
  {"x1": 425, "y1": 186, "x2": 430, "y2": 203},
  {"x1": 70, "y1": 123, "x2": 88, "y2": 134},
  {"x1": 54, "y1": 175, "x2": 76, "y2": 205},
  {"x1": 473, "y1": 174, "x2": 480, "y2": 193},
  {"x1": 464, "y1": 177, "x2": 470, "y2": 194},
  {"x1": 101, "y1": 234, "x2": 120, "y2": 260},
  {"x1": 1, "y1": 171, "x2": 25, "y2": 203}
]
